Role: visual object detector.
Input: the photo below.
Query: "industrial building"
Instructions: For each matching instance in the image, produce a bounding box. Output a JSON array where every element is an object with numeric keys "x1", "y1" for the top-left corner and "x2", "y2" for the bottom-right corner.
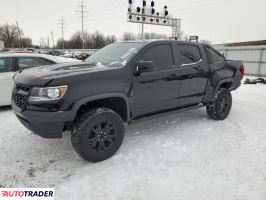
[{"x1": 214, "y1": 40, "x2": 266, "y2": 77}]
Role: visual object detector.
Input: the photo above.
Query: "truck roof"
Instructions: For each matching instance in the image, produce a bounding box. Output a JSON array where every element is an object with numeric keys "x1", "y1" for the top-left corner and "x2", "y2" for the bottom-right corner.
[{"x1": 119, "y1": 39, "x2": 202, "y2": 46}]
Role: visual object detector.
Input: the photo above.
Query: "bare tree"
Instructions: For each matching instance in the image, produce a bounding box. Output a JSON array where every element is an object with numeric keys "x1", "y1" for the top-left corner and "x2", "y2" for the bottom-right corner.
[
  {"x1": 17, "y1": 37, "x2": 32, "y2": 48},
  {"x1": 178, "y1": 30, "x2": 190, "y2": 41},
  {"x1": 0, "y1": 23, "x2": 23, "y2": 48},
  {"x1": 91, "y1": 31, "x2": 106, "y2": 49},
  {"x1": 105, "y1": 35, "x2": 117, "y2": 45},
  {"x1": 69, "y1": 31, "x2": 83, "y2": 49},
  {"x1": 85, "y1": 33, "x2": 94, "y2": 49},
  {"x1": 56, "y1": 31, "x2": 117, "y2": 49},
  {"x1": 144, "y1": 32, "x2": 168, "y2": 39},
  {"x1": 122, "y1": 32, "x2": 136, "y2": 41}
]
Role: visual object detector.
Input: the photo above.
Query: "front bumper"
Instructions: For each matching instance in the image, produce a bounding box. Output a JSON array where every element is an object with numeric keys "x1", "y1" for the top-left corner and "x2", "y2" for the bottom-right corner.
[{"x1": 12, "y1": 100, "x2": 74, "y2": 138}]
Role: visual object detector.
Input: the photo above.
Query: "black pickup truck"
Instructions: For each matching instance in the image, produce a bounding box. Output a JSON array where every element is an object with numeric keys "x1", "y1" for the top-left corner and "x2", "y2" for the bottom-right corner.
[{"x1": 11, "y1": 40, "x2": 244, "y2": 162}]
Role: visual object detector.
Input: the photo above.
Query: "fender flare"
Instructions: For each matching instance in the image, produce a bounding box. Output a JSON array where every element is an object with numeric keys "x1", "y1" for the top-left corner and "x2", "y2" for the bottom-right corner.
[
  {"x1": 213, "y1": 78, "x2": 234, "y2": 99},
  {"x1": 70, "y1": 93, "x2": 131, "y2": 122}
]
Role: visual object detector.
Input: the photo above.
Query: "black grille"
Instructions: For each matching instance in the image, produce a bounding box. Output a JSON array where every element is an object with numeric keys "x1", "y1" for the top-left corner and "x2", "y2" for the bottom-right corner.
[
  {"x1": 15, "y1": 84, "x2": 31, "y2": 93},
  {"x1": 13, "y1": 84, "x2": 31, "y2": 110},
  {"x1": 14, "y1": 93, "x2": 27, "y2": 108}
]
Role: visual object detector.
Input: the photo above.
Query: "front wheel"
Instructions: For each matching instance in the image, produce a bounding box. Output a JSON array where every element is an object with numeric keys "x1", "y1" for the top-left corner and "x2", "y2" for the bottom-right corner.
[
  {"x1": 71, "y1": 108, "x2": 125, "y2": 162},
  {"x1": 206, "y1": 89, "x2": 232, "y2": 120}
]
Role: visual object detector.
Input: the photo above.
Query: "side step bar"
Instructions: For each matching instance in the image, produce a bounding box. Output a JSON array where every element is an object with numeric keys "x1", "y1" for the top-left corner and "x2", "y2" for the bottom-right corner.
[{"x1": 129, "y1": 104, "x2": 204, "y2": 125}]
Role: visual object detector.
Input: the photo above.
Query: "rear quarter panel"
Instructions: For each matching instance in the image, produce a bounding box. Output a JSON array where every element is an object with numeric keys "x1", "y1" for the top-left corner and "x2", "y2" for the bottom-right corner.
[{"x1": 203, "y1": 59, "x2": 243, "y2": 103}]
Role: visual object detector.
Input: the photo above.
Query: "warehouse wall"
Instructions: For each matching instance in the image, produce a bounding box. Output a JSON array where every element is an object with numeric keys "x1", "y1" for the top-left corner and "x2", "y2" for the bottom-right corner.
[{"x1": 215, "y1": 46, "x2": 266, "y2": 77}]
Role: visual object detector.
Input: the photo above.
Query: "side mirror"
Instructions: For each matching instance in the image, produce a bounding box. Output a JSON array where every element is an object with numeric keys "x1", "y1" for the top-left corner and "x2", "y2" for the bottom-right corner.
[{"x1": 135, "y1": 60, "x2": 155, "y2": 74}]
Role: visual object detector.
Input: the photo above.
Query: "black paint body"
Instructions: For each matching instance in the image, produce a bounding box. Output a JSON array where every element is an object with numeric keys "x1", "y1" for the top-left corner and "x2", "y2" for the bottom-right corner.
[{"x1": 11, "y1": 40, "x2": 243, "y2": 138}]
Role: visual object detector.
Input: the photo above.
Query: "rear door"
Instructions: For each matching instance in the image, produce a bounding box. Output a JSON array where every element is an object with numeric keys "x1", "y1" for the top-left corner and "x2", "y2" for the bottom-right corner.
[
  {"x1": 176, "y1": 43, "x2": 209, "y2": 106},
  {"x1": 0, "y1": 57, "x2": 15, "y2": 105},
  {"x1": 131, "y1": 42, "x2": 180, "y2": 117}
]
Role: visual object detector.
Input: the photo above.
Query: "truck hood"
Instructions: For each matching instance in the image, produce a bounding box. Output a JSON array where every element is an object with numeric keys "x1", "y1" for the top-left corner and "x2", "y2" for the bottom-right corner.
[{"x1": 14, "y1": 62, "x2": 120, "y2": 85}]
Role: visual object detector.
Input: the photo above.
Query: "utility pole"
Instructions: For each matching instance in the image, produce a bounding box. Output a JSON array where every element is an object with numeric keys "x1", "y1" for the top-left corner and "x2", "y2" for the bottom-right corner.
[
  {"x1": 77, "y1": 1, "x2": 88, "y2": 49},
  {"x1": 16, "y1": 21, "x2": 22, "y2": 48},
  {"x1": 141, "y1": 0, "x2": 146, "y2": 39},
  {"x1": 51, "y1": 30, "x2": 55, "y2": 48},
  {"x1": 47, "y1": 36, "x2": 50, "y2": 49},
  {"x1": 58, "y1": 17, "x2": 66, "y2": 49},
  {"x1": 42, "y1": 37, "x2": 45, "y2": 48}
]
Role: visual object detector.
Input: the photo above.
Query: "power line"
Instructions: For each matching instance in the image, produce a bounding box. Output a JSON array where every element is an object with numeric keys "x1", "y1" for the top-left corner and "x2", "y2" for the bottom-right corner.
[
  {"x1": 89, "y1": 0, "x2": 236, "y2": 14},
  {"x1": 86, "y1": 17, "x2": 124, "y2": 21},
  {"x1": 77, "y1": 1, "x2": 88, "y2": 49},
  {"x1": 169, "y1": 0, "x2": 239, "y2": 11},
  {"x1": 58, "y1": 17, "x2": 66, "y2": 49}
]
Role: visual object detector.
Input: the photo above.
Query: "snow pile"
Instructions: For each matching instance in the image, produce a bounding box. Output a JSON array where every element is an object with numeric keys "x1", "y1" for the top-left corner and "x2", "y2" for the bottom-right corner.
[{"x1": 0, "y1": 84, "x2": 266, "y2": 200}]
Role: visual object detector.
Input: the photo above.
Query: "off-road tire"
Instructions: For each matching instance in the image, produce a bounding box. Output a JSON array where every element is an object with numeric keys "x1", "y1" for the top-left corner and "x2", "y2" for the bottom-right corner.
[
  {"x1": 71, "y1": 107, "x2": 125, "y2": 162},
  {"x1": 206, "y1": 89, "x2": 232, "y2": 120}
]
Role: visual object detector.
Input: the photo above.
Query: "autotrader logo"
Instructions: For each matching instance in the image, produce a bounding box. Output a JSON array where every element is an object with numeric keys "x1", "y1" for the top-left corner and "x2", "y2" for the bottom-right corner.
[{"x1": 0, "y1": 188, "x2": 54, "y2": 199}]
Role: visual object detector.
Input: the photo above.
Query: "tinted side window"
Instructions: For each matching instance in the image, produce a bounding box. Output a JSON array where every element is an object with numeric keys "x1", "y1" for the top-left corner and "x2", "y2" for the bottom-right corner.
[
  {"x1": 18, "y1": 57, "x2": 34, "y2": 69},
  {"x1": 141, "y1": 44, "x2": 173, "y2": 71},
  {"x1": 44, "y1": 59, "x2": 55, "y2": 65},
  {"x1": 178, "y1": 44, "x2": 202, "y2": 65},
  {"x1": 18, "y1": 57, "x2": 46, "y2": 70},
  {"x1": 33, "y1": 57, "x2": 45, "y2": 66},
  {"x1": 205, "y1": 46, "x2": 225, "y2": 63},
  {"x1": 0, "y1": 57, "x2": 12, "y2": 73}
]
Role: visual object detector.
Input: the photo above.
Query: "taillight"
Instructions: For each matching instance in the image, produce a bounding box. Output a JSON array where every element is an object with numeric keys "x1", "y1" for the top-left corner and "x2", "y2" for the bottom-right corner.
[{"x1": 241, "y1": 65, "x2": 245, "y2": 79}]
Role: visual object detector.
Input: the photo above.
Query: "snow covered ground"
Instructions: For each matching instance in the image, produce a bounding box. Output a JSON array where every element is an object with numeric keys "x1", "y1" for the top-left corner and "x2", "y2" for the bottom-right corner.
[{"x1": 0, "y1": 83, "x2": 266, "y2": 200}]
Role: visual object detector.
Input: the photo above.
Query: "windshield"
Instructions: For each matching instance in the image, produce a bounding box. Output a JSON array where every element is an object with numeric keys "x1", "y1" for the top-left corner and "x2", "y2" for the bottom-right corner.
[{"x1": 84, "y1": 42, "x2": 144, "y2": 66}]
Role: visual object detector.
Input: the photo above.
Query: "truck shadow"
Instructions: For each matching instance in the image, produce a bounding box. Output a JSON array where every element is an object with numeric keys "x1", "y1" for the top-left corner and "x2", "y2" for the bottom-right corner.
[
  {"x1": 56, "y1": 108, "x2": 209, "y2": 152},
  {"x1": 0, "y1": 106, "x2": 12, "y2": 112},
  {"x1": 126, "y1": 107, "x2": 208, "y2": 137}
]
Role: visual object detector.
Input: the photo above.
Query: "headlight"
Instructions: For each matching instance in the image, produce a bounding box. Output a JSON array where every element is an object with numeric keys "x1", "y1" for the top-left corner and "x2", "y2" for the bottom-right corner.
[{"x1": 28, "y1": 85, "x2": 68, "y2": 102}]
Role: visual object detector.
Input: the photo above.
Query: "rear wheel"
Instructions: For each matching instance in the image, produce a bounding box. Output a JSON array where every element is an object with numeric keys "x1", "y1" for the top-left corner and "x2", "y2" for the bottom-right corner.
[
  {"x1": 71, "y1": 107, "x2": 125, "y2": 162},
  {"x1": 206, "y1": 89, "x2": 232, "y2": 120}
]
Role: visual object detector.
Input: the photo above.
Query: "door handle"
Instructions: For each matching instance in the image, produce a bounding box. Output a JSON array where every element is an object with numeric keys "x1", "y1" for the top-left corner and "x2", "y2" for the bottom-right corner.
[{"x1": 167, "y1": 74, "x2": 178, "y2": 80}]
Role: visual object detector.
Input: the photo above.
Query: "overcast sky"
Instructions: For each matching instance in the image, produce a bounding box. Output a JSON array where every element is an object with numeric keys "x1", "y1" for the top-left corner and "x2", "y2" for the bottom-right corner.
[{"x1": 0, "y1": 0, "x2": 265, "y2": 45}]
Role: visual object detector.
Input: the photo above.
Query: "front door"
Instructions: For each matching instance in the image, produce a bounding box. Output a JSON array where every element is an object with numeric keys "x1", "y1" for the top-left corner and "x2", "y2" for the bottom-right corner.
[{"x1": 131, "y1": 43, "x2": 180, "y2": 118}]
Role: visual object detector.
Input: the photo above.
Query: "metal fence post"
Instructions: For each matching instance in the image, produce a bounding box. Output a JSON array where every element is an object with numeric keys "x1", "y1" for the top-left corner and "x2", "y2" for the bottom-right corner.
[
  {"x1": 258, "y1": 48, "x2": 263, "y2": 77},
  {"x1": 224, "y1": 48, "x2": 228, "y2": 58}
]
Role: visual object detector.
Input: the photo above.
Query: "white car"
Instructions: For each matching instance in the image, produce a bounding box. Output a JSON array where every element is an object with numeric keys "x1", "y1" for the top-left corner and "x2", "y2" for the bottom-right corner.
[{"x1": 0, "y1": 53, "x2": 78, "y2": 106}]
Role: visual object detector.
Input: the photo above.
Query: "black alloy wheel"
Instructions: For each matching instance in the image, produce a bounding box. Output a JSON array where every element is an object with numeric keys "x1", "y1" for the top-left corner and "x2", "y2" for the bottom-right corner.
[
  {"x1": 206, "y1": 89, "x2": 232, "y2": 120},
  {"x1": 87, "y1": 121, "x2": 117, "y2": 153},
  {"x1": 71, "y1": 108, "x2": 125, "y2": 162}
]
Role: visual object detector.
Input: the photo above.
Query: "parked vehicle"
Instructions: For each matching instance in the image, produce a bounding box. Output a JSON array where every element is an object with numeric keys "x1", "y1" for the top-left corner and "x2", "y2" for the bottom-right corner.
[
  {"x1": 47, "y1": 50, "x2": 64, "y2": 56},
  {"x1": 11, "y1": 40, "x2": 244, "y2": 162},
  {"x1": 0, "y1": 53, "x2": 78, "y2": 106}
]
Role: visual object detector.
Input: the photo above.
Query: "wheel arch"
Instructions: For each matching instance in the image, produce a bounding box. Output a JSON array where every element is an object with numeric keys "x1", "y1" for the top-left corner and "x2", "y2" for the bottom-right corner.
[
  {"x1": 71, "y1": 93, "x2": 130, "y2": 123},
  {"x1": 213, "y1": 78, "x2": 234, "y2": 99}
]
